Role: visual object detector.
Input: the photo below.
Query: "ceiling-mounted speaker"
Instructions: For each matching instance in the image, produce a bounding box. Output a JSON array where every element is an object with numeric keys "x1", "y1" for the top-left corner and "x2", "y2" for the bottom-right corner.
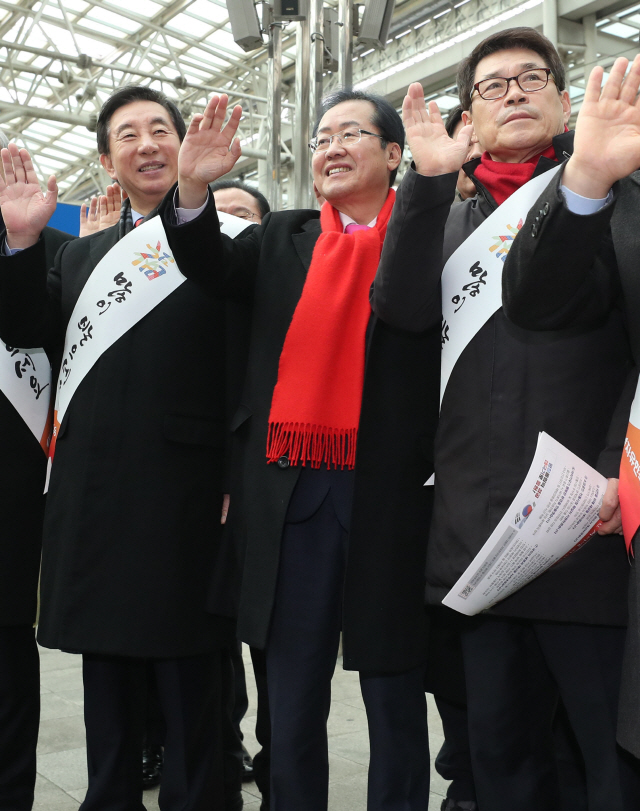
[
  {"x1": 323, "y1": 7, "x2": 339, "y2": 71},
  {"x1": 357, "y1": 0, "x2": 396, "y2": 49},
  {"x1": 273, "y1": 0, "x2": 308, "y2": 21},
  {"x1": 227, "y1": 0, "x2": 264, "y2": 52}
]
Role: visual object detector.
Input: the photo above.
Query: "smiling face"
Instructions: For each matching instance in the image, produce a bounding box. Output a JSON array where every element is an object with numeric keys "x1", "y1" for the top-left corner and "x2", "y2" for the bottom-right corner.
[
  {"x1": 466, "y1": 47, "x2": 570, "y2": 163},
  {"x1": 99, "y1": 100, "x2": 181, "y2": 214},
  {"x1": 312, "y1": 100, "x2": 401, "y2": 219}
]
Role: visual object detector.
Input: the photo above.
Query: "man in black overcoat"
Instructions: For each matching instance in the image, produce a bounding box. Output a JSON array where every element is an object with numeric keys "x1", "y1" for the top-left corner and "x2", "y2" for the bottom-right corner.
[
  {"x1": 0, "y1": 191, "x2": 71, "y2": 809},
  {"x1": 370, "y1": 27, "x2": 639, "y2": 811},
  {"x1": 0, "y1": 87, "x2": 239, "y2": 811},
  {"x1": 160, "y1": 91, "x2": 440, "y2": 810},
  {"x1": 500, "y1": 54, "x2": 640, "y2": 765}
]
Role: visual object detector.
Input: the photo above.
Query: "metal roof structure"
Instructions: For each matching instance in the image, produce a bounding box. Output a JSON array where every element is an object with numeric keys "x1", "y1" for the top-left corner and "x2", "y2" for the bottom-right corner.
[{"x1": 1, "y1": 0, "x2": 639, "y2": 207}]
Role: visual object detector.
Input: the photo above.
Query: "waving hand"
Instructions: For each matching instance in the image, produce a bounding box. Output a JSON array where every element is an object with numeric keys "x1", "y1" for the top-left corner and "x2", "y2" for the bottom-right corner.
[
  {"x1": 565, "y1": 55, "x2": 640, "y2": 197},
  {"x1": 403, "y1": 83, "x2": 473, "y2": 176},
  {"x1": 0, "y1": 145, "x2": 57, "y2": 249},
  {"x1": 177, "y1": 94, "x2": 243, "y2": 209}
]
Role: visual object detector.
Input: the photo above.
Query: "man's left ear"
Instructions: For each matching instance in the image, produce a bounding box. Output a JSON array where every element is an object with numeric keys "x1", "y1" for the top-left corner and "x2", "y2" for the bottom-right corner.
[
  {"x1": 387, "y1": 142, "x2": 402, "y2": 171},
  {"x1": 561, "y1": 90, "x2": 571, "y2": 125}
]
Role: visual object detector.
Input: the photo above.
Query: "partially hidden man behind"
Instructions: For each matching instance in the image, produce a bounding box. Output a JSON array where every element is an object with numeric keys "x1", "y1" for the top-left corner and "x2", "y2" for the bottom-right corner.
[
  {"x1": 371, "y1": 27, "x2": 639, "y2": 811},
  {"x1": 0, "y1": 86, "x2": 240, "y2": 811},
  {"x1": 0, "y1": 127, "x2": 72, "y2": 811},
  {"x1": 160, "y1": 90, "x2": 440, "y2": 810}
]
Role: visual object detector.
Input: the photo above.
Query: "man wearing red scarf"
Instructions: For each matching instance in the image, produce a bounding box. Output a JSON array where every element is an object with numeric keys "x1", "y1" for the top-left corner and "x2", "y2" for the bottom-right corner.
[
  {"x1": 164, "y1": 89, "x2": 441, "y2": 810},
  {"x1": 372, "y1": 27, "x2": 639, "y2": 811}
]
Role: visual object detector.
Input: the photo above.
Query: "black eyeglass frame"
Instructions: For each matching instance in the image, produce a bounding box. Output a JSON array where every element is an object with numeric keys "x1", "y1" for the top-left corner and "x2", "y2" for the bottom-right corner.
[
  {"x1": 308, "y1": 128, "x2": 386, "y2": 153},
  {"x1": 471, "y1": 67, "x2": 553, "y2": 101}
]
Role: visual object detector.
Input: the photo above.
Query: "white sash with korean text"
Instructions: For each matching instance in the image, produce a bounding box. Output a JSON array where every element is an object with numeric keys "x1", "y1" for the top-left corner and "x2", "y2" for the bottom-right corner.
[
  {"x1": 0, "y1": 344, "x2": 51, "y2": 453},
  {"x1": 440, "y1": 163, "x2": 563, "y2": 403},
  {"x1": 46, "y1": 216, "x2": 184, "y2": 491},
  {"x1": 45, "y1": 210, "x2": 250, "y2": 492}
]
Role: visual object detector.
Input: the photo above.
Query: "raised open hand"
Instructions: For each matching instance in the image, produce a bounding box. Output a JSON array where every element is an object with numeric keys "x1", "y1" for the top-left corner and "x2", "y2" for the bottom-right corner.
[
  {"x1": 80, "y1": 196, "x2": 99, "y2": 237},
  {"x1": 0, "y1": 144, "x2": 57, "y2": 249},
  {"x1": 566, "y1": 55, "x2": 640, "y2": 197},
  {"x1": 80, "y1": 184, "x2": 128, "y2": 237},
  {"x1": 403, "y1": 83, "x2": 473, "y2": 176},
  {"x1": 177, "y1": 94, "x2": 243, "y2": 208}
]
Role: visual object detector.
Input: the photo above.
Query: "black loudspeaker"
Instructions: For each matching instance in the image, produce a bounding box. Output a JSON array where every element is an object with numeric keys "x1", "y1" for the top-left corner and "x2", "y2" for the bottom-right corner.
[
  {"x1": 227, "y1": 0, "x2": 264, "y2": 52},
  {"x1": 273, "y1": 0, "x2": 308, "y2": 21}
]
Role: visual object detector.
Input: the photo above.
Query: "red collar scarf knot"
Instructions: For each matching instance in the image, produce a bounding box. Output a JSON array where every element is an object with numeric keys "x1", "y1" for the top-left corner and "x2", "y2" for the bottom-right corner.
[
  {"x1": 266, "y1": 188, "x2": 396, "y2": 470},
  {"x1": 473, "y1": 143, "x2": 558, "y2": 205}
]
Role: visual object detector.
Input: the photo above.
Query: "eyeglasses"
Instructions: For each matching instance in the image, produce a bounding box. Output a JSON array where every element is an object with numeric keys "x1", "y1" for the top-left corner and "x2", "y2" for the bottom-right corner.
[
  {"x1": 472, "y1": 68, "x2": 553, "y2": 101},
  {"x1": 308, "y1": 128, "x2": 386, "y2": 153},
  {"x1": 231, "y1": 209, "x2": 258, "y2": 221}
]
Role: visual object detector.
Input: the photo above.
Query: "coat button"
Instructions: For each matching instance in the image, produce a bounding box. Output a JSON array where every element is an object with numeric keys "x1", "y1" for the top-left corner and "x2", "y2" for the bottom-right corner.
[
  {"x1": 277, "y1": 456, "x2": 290, "y2": 469},
  {"x1": 542, "y1": 202, "x2": 550, "y2": 215},
  {"x1": 531, "y1": 224, "x2": 538, "y2": 237}
]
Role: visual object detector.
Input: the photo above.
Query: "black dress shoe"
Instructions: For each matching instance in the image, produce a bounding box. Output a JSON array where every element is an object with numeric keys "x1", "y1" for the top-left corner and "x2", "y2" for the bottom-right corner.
[
  {"x1": 241, "y1": 746, "x2": 255, "y2": 782},
  {"x1": 142, "y1": 745, "x2": 163, "y2": 790}
]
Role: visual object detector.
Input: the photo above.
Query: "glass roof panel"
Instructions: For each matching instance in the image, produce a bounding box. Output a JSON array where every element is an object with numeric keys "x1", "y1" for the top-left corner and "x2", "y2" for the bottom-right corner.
[
  {"x1": 166, "y1": 12, "x2": 214, "y2": 37},
  {"x1": 601, "y1": 21, "x2": 639, "y2": 36},
  {"x1": 86, "y1": 8, "x2": 142, "y2": 33}
]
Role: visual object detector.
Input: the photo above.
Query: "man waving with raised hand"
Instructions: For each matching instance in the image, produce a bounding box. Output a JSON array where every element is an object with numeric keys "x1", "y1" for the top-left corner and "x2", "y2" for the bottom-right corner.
[
  {"x1": 372, "y1": 27, "x2": 639, "y2": 811},
  {"x1": 0, "y1": 86, "x2": 244, "y2": 811},
  {"x1": 502, "y1": 53, "x2": 640, "y2": 764},
  {"x1": 161, "y1": 88, "x2": 440, "y2": 810}
]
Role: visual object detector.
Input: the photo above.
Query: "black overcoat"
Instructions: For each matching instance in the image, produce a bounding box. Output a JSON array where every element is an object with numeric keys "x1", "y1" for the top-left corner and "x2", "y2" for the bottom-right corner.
[
  {"x1": 373, "y1": 132, "x2": 634, "y2": 627},
  {"x1": 0, "y1": 224, "x2": 70, "y2": 626},
  {"x1": 162, "y1": 190, "x2": 440, "y2": 674},
  {"x1": 501, "y1": 168, "x2": 640, "y2": 756},
  {"x1": 0, "y1": 200, "x2": 233, "y2": 656}
]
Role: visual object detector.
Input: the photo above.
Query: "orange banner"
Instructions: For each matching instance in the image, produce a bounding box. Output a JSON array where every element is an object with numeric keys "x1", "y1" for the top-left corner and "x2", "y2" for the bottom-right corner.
[
  {"x1": 48, "y1": 410, "x2": 61, "y2": 461},
  {"x1": 619, "y1": 420, "x2": 640, "y2": 555}
]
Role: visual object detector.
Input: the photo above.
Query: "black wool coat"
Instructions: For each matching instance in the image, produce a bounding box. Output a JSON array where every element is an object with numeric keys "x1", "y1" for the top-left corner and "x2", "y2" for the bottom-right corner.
[
  {"x1": 373, "y1": 132, "x2": 633, "y2": 627},
  {"x1": 162, "y1": 191, "x2": 440, "y2": 674},
  {"x1": 501, "y1": 167, "x2": 640, "y2": 757},
  {"x1": 0, "y1": 224, "x2": 71, "y2": 626},
  {"x1": 0, "y1": 200, "x2": 234, "y2": 656}
]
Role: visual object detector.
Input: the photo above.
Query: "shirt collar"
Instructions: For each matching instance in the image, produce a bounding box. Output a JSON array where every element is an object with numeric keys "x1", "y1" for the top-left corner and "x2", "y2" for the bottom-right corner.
[{"x1": 338, "y1": 210, "x2": 377, "y2": 230}]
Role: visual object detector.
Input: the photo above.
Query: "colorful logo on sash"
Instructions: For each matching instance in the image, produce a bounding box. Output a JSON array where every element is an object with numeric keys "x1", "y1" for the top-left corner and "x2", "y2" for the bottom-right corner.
[
  {"x1": 489, "y1": 219, "x2": 524, "y2": 262},
  {"x1": 132, "y1": 241, "x2": 175, "y2": 281}
]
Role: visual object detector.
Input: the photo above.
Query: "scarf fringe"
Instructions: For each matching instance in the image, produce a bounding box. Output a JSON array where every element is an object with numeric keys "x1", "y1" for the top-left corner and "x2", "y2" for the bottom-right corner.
[{"x1": 267, "y1": 422, "x2": 357, "y2": 470}]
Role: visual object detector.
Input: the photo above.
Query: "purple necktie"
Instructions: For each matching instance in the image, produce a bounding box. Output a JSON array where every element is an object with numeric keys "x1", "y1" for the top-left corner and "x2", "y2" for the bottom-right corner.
[{"x1": 344, "y1": 222, "x2": 371, "y2": 234}]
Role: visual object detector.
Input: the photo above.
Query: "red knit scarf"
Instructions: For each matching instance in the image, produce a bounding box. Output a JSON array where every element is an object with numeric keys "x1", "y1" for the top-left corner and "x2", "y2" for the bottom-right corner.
[
  {"x1": 266, "y1": 188, "x2": 396, "y2": 469},
  {"x1": 474, "y1": 143, "x2": 557, "y2": 205}
]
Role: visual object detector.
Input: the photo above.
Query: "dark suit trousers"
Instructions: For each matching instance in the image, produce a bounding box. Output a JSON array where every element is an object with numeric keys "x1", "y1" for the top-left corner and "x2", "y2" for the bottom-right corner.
[
  {"x1": 460, "y1": 615, "x2": 640, "y2": 811},
  {"x1": 266, "y1": 467, "x2": 430, "y2": 811},
  {"x1": 0, "y1": 626, "x2": 39, "y2": 811},
  {"x1": 80, "y1": 652, "x2": 225, "y2": 811}
]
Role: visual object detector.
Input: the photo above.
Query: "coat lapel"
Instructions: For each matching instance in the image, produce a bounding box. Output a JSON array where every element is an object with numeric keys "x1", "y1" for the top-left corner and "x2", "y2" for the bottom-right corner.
[
  {"x1": 291, "y1": 218, "x2": 321, "y2": 275},
  {"x1": 88, "y1": 225, "x2": 121, "y2": 272}
]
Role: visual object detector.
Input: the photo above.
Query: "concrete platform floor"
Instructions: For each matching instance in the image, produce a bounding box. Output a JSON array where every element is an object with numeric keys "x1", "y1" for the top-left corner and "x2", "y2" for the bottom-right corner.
[{"x1": 34, "y1": 644, "x2": 450, "y2": 811}]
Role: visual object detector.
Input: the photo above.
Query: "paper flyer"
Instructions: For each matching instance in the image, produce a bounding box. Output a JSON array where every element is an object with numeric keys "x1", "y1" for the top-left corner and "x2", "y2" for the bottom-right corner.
[{"x1": 443, "y1": 432, "x2": 606, "y2": 616}]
